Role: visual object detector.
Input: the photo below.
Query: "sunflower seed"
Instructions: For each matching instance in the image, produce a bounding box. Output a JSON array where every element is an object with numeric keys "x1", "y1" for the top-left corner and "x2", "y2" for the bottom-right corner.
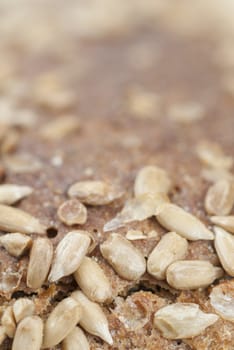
[
  {"x1": 147, "y1": 232, "x2": 188, "y2": 280},
  {"x1": 0, "y1": 129, "x2": 20, "y2": 154},
  {"x1": 214, "y1": 226, "x2": 234, "y2": 276},
  {"x1": 40, "y1": 116, "x2": 80, "y2": 141},
  {"x1": 1, "y1": 306, "x2": 16, "y2": 338},
  {"x1": 100, "y1": 233, "x2": 146, "y2": 281},
  {"x1": 12, "y1": 316, "x2": 43, "y2": 350},
  {"x1": 210, "y1": 281, "x2": 234, "y2": 322},
  {"x1": 71, "y1": 291, "x2": 113, "y2": 345},
  {"x1": 48, "y1": 231, "x2": 91, "y2": 282},
  {"x1": 0, "y1": 184, "x2": 33, "y2": 205},
  {"x1": 166, "y1": 260, "x2": 223, "y2": 290},
  {"x1": 205, "y1": 179, "x2": 234, "y2": 215},
  {"x1": 134, "y1": 165, "x2": 172, "y2": 196},
  {"x1": 42, "y1": 297, "x2": 82, "y2": 348},
  {"x1": 156, "y1": 203, "x2": 214, "y2": 240},
  {"x1": 196, "y1": 141, "x2": 233, "y2": 169},
  {"x1": 154, "y1": 303, "x2": 218, "y2": 339},
  {"x1": 27, "y1": 238, "x2": 53, "y2": 289},
  {"x1": 0, "y1": 233, "x2": 32, "y2": 257},
  {"x1": 201, "y1": 167, "x2": 234, "y2": 183},
  {"x1": 57, "y1": 199, "x2": 87, "y2": 226},
  {"x1": 68, "y1": 180, "x2": 121, "y2": 206},
  {"x1": 0, "y1": 326, "x2": 6, "y2": 346},
  {"x1": 3, "y1": 153, "x2": 42, "y2": 173},
  {"x1": 0, "y1": 204, "x2": 46, "y2": 234},
  {"x1": 169, "y1": 102, "x2": 205, "y2": 123},
  {"x1": 74, "y1": 256, "x2": 112, "y2": 303},
  {"x1": 104, "y1": 193, "x2": 169, "y2": 232},
  {"x1": 210, "y1": 216, "x2": 234, "y2": 234},
  {"x1": 62, "y1": 327, "x2": 90, "y2": 350},
  {"x1": 126, "y1": 229, "x2": 147, "y2": 240},
  {"x1": 13, "y1": 298, "x2": 35, "y2": 323},
  {"x1": 127, "y1": 88, "x2": 159, "y2": 119}
]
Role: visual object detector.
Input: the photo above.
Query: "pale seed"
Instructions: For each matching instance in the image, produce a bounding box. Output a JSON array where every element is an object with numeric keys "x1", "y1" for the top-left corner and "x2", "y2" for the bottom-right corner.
[
  {"x1": 126, "y1": 229, "x2": 147, "y2": 240},
  {"x1": 210, "y1": 280, "x2": 234, "y2": 322},
  {"x1": 154, "y1": 303, "x2": 218, "y2": 339},
  {"x1": 0, "y1": 233, "x2": 32, "y2": 257},
  {"x1": 3, "y1": 153, "x2": 42, "y2": 173},
  {"x1": 42, "y1": 297, "x2": 82, "y2": 348},
  {"x1": 48, "y1": 230, "x2": 91, "y2": 282},
  {"x1": 74, "y1": 256, "x2": 112, "y2": 303},
  {"x1": 0, "y1": 326, "x2": 6, "y2": 346},
  {"x1": 100, "y1": 233, "x2": 146, "y2": 281},
  {"x1": 13, "y1": 298, "x2": 35, "y2": 323},
  {"x1": 104, "y1": 193, "x2": 169, "y2": 232},
  {"x1": 71, "y1": 291, "x2": 113, "y2": 345},
  {"x1": 210, "y1": 216, "x2": 234, "y2": 234},
  {"x1": 27, "y1": 238, "x2": 53, "y2": 289},
  {"x1": 40, "y1": 116, "x2": 80, "y2": 141},
  {"x1": 0, "y1": 184, "x2": 33, "y2": 205},
  {"x1": 62, "y1": 326, "x2": 90, "y2": 350},
  {"x1": 156, "y1": 203, "x2": 214, "y2": 240},
  {"x1": 166, "y1": 260, "x2": 223, "y2": 290},
  {"x1": 134, "y1": 165, "x2": 172, "y2": 196},
  {"x1": 57, "y1": 199, "x2": 87, "y2": 226},
  {"x1": 195, "y1": 141, "x2": 233, "y2": 169},
  {"x1": 1, "y1": 306, "x2": 16, "y2": 338},
  {"x1": 68, "y1": 180, "x2": 121, "y2": 206},
  {"x1": 214, "y1": 226, "x2": 234, "y2": 276},
  {"x1": 147, "y1": 232, "x2": 188, "y2": 280},
  {"x1": 201, "y1": 167, "x2": 234, "y2": 183},
  {"x1": 169, "y1": 102, "x2": 205, "y2": 123},
  {"x1": 12, "y1": 316, "x2": 43, "y2": 350},
  {"x1": 205, "y1": 179, "x2": 234, "y2": 215},
  {"x1": 127, "y1": 88, "x2": 159, "y2": 119},
  {"x1": 0, "y1": 204, "x2": 46, "y2": 234}
]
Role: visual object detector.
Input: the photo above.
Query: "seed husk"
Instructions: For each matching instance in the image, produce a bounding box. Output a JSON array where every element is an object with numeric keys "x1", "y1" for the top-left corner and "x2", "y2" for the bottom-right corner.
[
  {"x1": 210, "y1": 215, "x2": 234, "y2": 234},
  {"x1": 62, "y1": 326, "x2": 90, "y2": 350},
  {"x1": 1, "y1": 306, "x2": 16, "y2": 338},
  {"x1": 27, "y1": 238, "x2": 53, "y2": 289},
  {"x1": 0, "y1": 204, "x2": 46, "y2": 234},
  {"x1": 40, "y1": 116, "x2": 80, "y2": 141},
  {"x1": 154, "y1": 303, "x2": 218, "y2": 339},
  {"x1": 42, "y1": 297, "x2": 82, "y2": 348},
  {"x1": 209, "y1": 280, "x2": 234, "y2": 322},
  {"x1": 0, "y1": 233, "x2": 32, "y2": 257},
  {"x1": 214, "y1": 226, "x2": 234, "y2": 276},
  {"x1": 13, "y1": 298, "x2": 35, "y2": 323},
  {"x1": 12, "y1": 316, "x2": 43, "y2": 350},
  {"x1": 104, "y1": 193, "x2": 169, "y2": 232},
  {"x1": 57, "y1": 199, "x2": 87, "y2": 226},
  {"x1": 156, "y1": 203, "x2": 214, "y2": 240},
  {"x1": 68, "y1": 180, "x2": 121, "y2": 206},
  {"x1": 134, "y1": 165, "x2": 172, "y2": 196},
  {"x1": 147, "y1": 232, "x2": 188, "y2": 280},
  {"x1": 205, "y1": 179, "x2": 234, "y2": 215},
  {"x1": 48, "y1": 230, "x2": 91, "y2": 282},
  {"x1": 0, "y1": 326, "x2": 6, "y2": 346},
  {"x1": 166, "y1": 260, "x2": 223, "y2": 290},
  {"x1": 0, "y1": 184, "x2": 33, "y2": 205},
  {"x1": 74, "y1": 256, "x2": 112, "y2": 303},
  {"x1": 100, "y1": 233, "x2": 146, "y2": 281},
  {"x1": 71, "y1": 291, "x2": 113, "y2": 345}
]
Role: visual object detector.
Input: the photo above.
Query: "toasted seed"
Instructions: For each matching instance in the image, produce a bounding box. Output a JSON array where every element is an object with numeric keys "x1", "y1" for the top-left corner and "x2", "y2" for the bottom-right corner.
[
  {"x1": 166, "y1": 260, "x2": 223, "y2": 290},
  {"x1": 13, "y1": 298, "x2": 35, "y2": 323},
  {"x1": 68, "y1": 180, "x2": 121, "y2": 206},
  {"x1": 134, "y1": 165, "x2": 172, "y2": 196},
  {"x1": 42, "y1": 297, "x2": 82, "y2": 348},
  {"x1": 74, "y1": 257, "x2": 112, "y2": 303},
  {"x1": 0, "y1": 233, "x2": 32, "y2": 257},
  {"x1": 40, "y1": 116, "x2": 80, "y2": 141},
  {"x1": 154, "y1": 303, "x2": 218, "y2": 339},
  {"x1": 156, "y1": 203, "x2": 214, "y2": 240},
  {"x1": 3, "y1": 153, "x2": 42, "y2": 173},
  {"x1": 57, "y1": 199, "x2": 87, "y2": 226},
  {"x1": 0, "y1": 184, "x2": 33, "y2": 205},
  {"x1": 27, "y1": 238, "x2": 53, "y2": 289},
  {"x1": 104, "y1": 193, "x2": 169, "y2": 232},
  {"x1": 0, "y1": 204, "x2": 46, "y2": 234},
  {"x1": 147, "y1": 232, "x2": 188, "y2": 280},
  {"x1": 62, "y1": 327, "x2": 90, "y2": 350},
  {"x1": 48, "y1": 231, "x2": 91, "y2": 282},
  {"x1": 100, "y1": 233, "x2": 146, "y2": 281},
  {"x1": 0, "y1": 326, "x2": 6, "y2": 346},
  {"x1": 210, "y1": 280, "x2": 234, "y2": 322},
  {"x1": 210, "y1": 216, "x2": 234, "y2": 234},
  {"x1": 214, "y1": 226, "x2": 234, "y2": 276},
  {"x1": 195, "y1": 141, "x2": 233, "y2": 169},
  {"x1": 12, "y1": 316, "x2": 43, "y2": 350},
  {"x1": 1, "y1": 129, "x2": 20, "y2": 154},
  {"x1": 205, "y1": 179, "x2": 234, "y2": 215},
  {"x1": 1, "y1": 306, "x2": 16, "y2": 338},
  {"x1": 71, "y1": 291, "x2": 113, "y2": 345}
]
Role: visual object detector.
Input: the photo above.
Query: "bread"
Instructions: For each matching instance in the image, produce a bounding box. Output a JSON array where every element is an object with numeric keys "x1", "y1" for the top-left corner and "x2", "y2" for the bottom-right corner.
[{"x1": 0, "y1": 1, "x2": 234, "y2": 349}]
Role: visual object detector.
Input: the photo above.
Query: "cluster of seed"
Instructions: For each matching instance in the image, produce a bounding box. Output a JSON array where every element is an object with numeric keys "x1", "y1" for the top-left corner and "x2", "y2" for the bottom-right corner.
[{"x1": 0, "y1": 157, "x2": 234, "y2": 348}]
